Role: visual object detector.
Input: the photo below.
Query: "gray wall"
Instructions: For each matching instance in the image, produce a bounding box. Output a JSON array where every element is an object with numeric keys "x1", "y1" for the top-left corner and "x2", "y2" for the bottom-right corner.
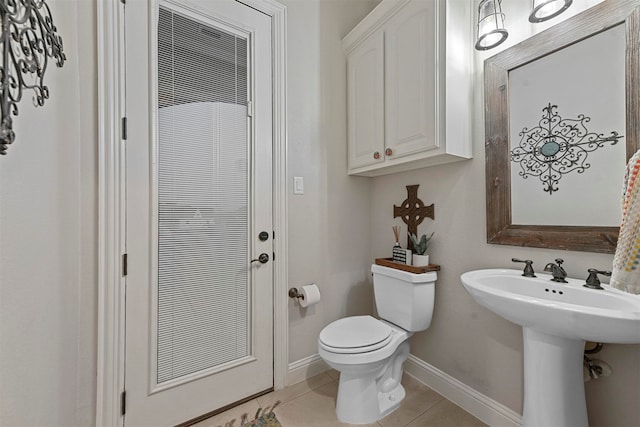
[
  {"x1": 285, "y1": 0, "x2": 377, "y2": 364},
  {"x1": 371, "y1": 1, "x2": 640, "y2": 426},
  {"x1": 0, "y1": 0, "x2": 378, "y2": 425},
  {"x1": 1, "y1": 0, "x2": 637, "y2": 426},
  {"x1": 0, "y1": 1, "x2": 97, "y2": 425}
]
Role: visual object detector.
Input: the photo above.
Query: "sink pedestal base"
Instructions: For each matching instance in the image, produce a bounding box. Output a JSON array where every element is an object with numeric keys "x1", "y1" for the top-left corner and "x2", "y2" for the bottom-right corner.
[{"x1": 522, "y1": 328, "x2": 587, "y2": 427}]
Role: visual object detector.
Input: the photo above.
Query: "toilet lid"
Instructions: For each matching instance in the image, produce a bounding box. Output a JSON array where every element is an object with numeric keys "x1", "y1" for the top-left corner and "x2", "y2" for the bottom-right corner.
[{"x1": 319, "y1": 316, "x2": 393, "y2": 353}]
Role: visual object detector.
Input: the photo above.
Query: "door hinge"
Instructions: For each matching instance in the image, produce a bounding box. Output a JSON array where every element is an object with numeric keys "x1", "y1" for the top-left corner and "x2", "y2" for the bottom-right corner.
[
  {"x1": 122, "y1": 117, "x2": 128, "y2": 140},
  {"x1": 120, "y1": 0, "x2": 126, "y2": 4},
  {"x1": 122, "y1": 253, "x2": 128, "y2": 277},
  {"x1": 272, "y1": 230, "x2": 275, "y2": 240},
  {"x1": 120, "y1": 390, "x2": 126, "y2": 416},
  {"x1": 247, "y1": 101, "x2": 253, "y2": 117},
  {"x1": 273, "y1": 252, "x2": 275, "y2": 261}
]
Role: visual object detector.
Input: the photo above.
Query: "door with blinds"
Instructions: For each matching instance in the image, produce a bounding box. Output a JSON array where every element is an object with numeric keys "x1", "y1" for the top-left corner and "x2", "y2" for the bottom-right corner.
[{"x1": 124, "y1": 1, "x2": 273, "y2": 425}]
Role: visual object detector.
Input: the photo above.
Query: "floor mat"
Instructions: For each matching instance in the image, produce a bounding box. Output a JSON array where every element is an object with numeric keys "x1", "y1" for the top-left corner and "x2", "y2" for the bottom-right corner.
[{"x1": 241, "y1": 409, "x2": 282, "y2": 427}]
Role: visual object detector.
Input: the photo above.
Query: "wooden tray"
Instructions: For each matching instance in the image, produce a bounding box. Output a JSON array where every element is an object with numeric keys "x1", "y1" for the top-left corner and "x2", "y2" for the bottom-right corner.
[{"x1": 375, "y1": 258, "x2": 440, "y2": 274}]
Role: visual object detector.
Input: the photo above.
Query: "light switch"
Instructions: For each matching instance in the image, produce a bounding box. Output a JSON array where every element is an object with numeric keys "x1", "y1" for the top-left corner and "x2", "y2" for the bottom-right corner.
[{"x1": 294, "y1": 176, "x2": 304, "y2": 195}]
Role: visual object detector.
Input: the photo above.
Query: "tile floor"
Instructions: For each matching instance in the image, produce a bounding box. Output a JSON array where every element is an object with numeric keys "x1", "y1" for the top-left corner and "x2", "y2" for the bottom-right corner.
[{"x1": 193, "y1": 371, "x2": 487, "y2": 427}]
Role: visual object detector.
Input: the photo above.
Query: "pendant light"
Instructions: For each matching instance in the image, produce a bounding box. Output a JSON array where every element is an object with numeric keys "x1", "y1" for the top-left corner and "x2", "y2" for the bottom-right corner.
[
  {"x1": 475, "y1": 0, "x2": 508, "y2": 51},
  {"x1": 529, "y1": 0, "x2": 573, "y2": 23}
]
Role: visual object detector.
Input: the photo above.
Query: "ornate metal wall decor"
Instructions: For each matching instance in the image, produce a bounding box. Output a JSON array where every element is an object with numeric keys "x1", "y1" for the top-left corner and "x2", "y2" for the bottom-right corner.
[
  {"x1": 0, "y1": 0, "x2": 66, "y2": 155},
  {"x1": 511, "y1": 103, "x2": 622, "y2": 194}
]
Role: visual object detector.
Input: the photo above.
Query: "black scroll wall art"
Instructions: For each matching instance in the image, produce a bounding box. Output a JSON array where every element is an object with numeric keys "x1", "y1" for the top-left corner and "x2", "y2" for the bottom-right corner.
[
  {"x1": 510, "y1": 103, "x2": 623, "y2": 194},
  {"x1": 0, "y1": 0, "x2": 66, "y2": 155}
]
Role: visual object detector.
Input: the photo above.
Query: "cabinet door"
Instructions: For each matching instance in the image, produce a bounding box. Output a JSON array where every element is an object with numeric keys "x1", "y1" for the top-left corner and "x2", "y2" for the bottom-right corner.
[
  {"x1": 385, "y1": 0, "x2": 438, "y2": 159},
  {"x1": 347, "y1": 31, "x2": 385, "y2": 170}
]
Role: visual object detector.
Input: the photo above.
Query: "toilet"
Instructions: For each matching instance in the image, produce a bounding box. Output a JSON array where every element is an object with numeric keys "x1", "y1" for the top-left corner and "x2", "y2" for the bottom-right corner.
[{"x1": 318, "y1": 264, "x2": 437, "y2": 424}]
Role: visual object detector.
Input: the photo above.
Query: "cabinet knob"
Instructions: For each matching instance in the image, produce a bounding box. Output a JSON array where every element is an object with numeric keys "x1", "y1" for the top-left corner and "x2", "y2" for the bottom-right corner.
[
  {"x1": 385, "y1": 148, "x2": 393, "y2": 156},
  {"x1": 373, "y1": 151, "x2": 380, "y2": 160}
]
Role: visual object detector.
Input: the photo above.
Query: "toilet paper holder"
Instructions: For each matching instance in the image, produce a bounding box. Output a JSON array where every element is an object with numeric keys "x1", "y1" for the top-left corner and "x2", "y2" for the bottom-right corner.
[
  {"x1": 289, "y1": 284, "x2": 321, "y2": 308},
  {"x1": 288, "y1": 287, "x2": 305, "y2": 300}
]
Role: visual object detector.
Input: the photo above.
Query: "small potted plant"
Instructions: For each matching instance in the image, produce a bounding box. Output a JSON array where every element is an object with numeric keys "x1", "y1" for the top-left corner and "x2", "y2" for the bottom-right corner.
[{"x1": 409, "y1": 232, "x2": 434, "y2": 267}]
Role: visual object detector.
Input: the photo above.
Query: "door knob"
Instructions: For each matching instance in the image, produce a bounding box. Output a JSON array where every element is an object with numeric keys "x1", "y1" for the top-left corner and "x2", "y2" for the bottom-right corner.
[
  {"x1": 385, "y1": 148, "x2": 393, "y2": 156},
  {"x1": 251, "y1": 253, "x2": 270, "y2": 264}
]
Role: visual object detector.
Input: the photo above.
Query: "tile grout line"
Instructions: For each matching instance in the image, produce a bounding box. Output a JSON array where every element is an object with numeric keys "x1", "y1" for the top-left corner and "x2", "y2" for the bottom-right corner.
[
  {"x1": 263, "y1": 372, "x2": 336, "y2": 409},
  {"x1": 407, "y1": 393, "x2": 447, "y2": 427},
  {"x1": 284, "y1": 374, "x2": 336, "y2": 406}
]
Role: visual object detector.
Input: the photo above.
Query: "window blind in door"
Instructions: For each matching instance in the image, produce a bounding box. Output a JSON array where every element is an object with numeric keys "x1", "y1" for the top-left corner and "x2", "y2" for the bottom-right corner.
[{"x1": 156, "y1": 6, "x2": 250, "y2": 384}]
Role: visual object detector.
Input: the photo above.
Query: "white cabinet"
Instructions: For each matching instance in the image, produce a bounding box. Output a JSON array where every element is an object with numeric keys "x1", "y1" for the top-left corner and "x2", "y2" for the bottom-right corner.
[
  {"x1": 347, "y1": 31, "x2": 385, "y2": 170},
  {"x1": 344, "y1": 0, "x2": 473, "y2": 177}
]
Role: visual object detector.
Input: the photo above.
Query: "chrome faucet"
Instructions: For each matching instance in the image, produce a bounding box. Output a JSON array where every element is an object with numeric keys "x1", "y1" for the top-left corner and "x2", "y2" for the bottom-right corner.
[{"x1": 544, "y1": 258, "x2": 568, "y2": 283}]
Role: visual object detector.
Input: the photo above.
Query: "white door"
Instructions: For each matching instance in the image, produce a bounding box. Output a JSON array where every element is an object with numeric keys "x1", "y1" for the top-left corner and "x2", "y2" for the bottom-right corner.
[{"x1": 124, "y1": 0, "x2": 273, "y2": 425}]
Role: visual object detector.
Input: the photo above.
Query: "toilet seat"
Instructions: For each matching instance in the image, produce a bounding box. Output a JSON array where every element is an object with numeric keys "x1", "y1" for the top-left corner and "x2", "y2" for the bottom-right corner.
[{"x1": 319, "y1": 316, "x2": 393, "y2": 354}]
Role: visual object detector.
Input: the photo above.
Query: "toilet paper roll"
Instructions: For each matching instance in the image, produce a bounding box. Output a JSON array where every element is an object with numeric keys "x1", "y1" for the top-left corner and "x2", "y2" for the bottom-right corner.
[{"x1": 299, "y1": 284, "x2": 321, "y2": 308}]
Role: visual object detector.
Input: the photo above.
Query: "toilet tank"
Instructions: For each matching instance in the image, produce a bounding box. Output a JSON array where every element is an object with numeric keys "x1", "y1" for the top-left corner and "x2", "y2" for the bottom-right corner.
[{"x1": 371, "y1": 264, "x2": 436, "y2": 331}]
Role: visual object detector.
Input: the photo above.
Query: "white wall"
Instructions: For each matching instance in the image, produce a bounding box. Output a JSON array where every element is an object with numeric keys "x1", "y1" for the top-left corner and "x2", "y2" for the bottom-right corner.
[
  {"x1": 0, "y1": 1, "x2": 98, "y2": 426},
  {"x1": 285, "y1": 0, "x2": 377, "y2": 366},
  {"x1": 371, "y1": 1, "x2": 640, "y2": 426}
]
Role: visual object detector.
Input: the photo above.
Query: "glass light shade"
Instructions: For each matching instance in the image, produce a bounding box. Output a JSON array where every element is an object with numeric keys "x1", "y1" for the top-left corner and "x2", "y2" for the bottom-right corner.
[
  {"x1": 529, "y1": 0, "x2": 573, "y2": 23},
  {"x1": 475, "y1": 0, "x2": 508, "y2": 51}
]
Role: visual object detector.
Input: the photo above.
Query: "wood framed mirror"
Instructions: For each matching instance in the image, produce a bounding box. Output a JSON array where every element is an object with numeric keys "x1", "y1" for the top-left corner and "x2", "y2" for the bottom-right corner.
[{"x1": 484, "y1": 0, "x2": 640, "y2": 254}]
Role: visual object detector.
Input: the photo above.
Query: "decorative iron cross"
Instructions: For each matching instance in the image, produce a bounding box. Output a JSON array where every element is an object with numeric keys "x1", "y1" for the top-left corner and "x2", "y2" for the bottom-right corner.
[{"x1": 393, "y1": 185, "x2": 434, "y2": 251}]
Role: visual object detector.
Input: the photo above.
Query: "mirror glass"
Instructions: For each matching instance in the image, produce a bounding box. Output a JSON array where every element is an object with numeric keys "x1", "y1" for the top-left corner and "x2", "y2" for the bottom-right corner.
[{"x1": 509, "y1": 24, "x2": 626, "y2": 226}]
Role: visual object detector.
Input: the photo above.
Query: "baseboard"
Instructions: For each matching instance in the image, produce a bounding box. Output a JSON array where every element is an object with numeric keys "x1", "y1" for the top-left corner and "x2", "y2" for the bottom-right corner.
[
  {"x1": 285, "y1": 353, "x2": 329, "y2": 387},
  {"x1": 284, "y1": 352, "x2": 522, "y2": 427},
  {"x1": 404, "y1": 355, "x2": 522, "y2": 427}
]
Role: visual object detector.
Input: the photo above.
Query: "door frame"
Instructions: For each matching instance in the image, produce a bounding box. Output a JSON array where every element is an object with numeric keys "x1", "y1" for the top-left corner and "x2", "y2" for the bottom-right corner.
[{"x1": 96, "y1": 1, "x2": 288, "y2": 425}]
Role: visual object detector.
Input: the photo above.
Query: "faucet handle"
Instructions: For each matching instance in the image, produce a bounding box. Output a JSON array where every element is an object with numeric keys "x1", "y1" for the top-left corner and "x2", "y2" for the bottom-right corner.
[
  {"x1": 512, "y1": 258, "x2": 536, "y2": 277},
  {"x1": 584, "y1": 268, "x2": 612, "y2": 290}
]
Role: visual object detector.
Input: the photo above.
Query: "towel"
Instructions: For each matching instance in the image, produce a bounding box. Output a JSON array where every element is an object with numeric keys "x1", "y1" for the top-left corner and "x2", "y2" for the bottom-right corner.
[{"x1": 611, "y1": 149, "x2": 640, "y2": 294}]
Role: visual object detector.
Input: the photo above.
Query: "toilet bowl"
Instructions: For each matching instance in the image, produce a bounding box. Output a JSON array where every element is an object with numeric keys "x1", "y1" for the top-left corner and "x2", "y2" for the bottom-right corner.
[
  {"x1": 318, "y1": 265, "x2": 437, "y2": 424},
  {"x1": 318, "y1": 316, "x2": 411, "y2": 424}
]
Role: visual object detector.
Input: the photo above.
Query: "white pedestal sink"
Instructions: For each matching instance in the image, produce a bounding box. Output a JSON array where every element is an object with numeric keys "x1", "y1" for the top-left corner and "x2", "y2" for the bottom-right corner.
[{"x1": 461, "y1": 269, "x2": 640, "y2": 427}]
